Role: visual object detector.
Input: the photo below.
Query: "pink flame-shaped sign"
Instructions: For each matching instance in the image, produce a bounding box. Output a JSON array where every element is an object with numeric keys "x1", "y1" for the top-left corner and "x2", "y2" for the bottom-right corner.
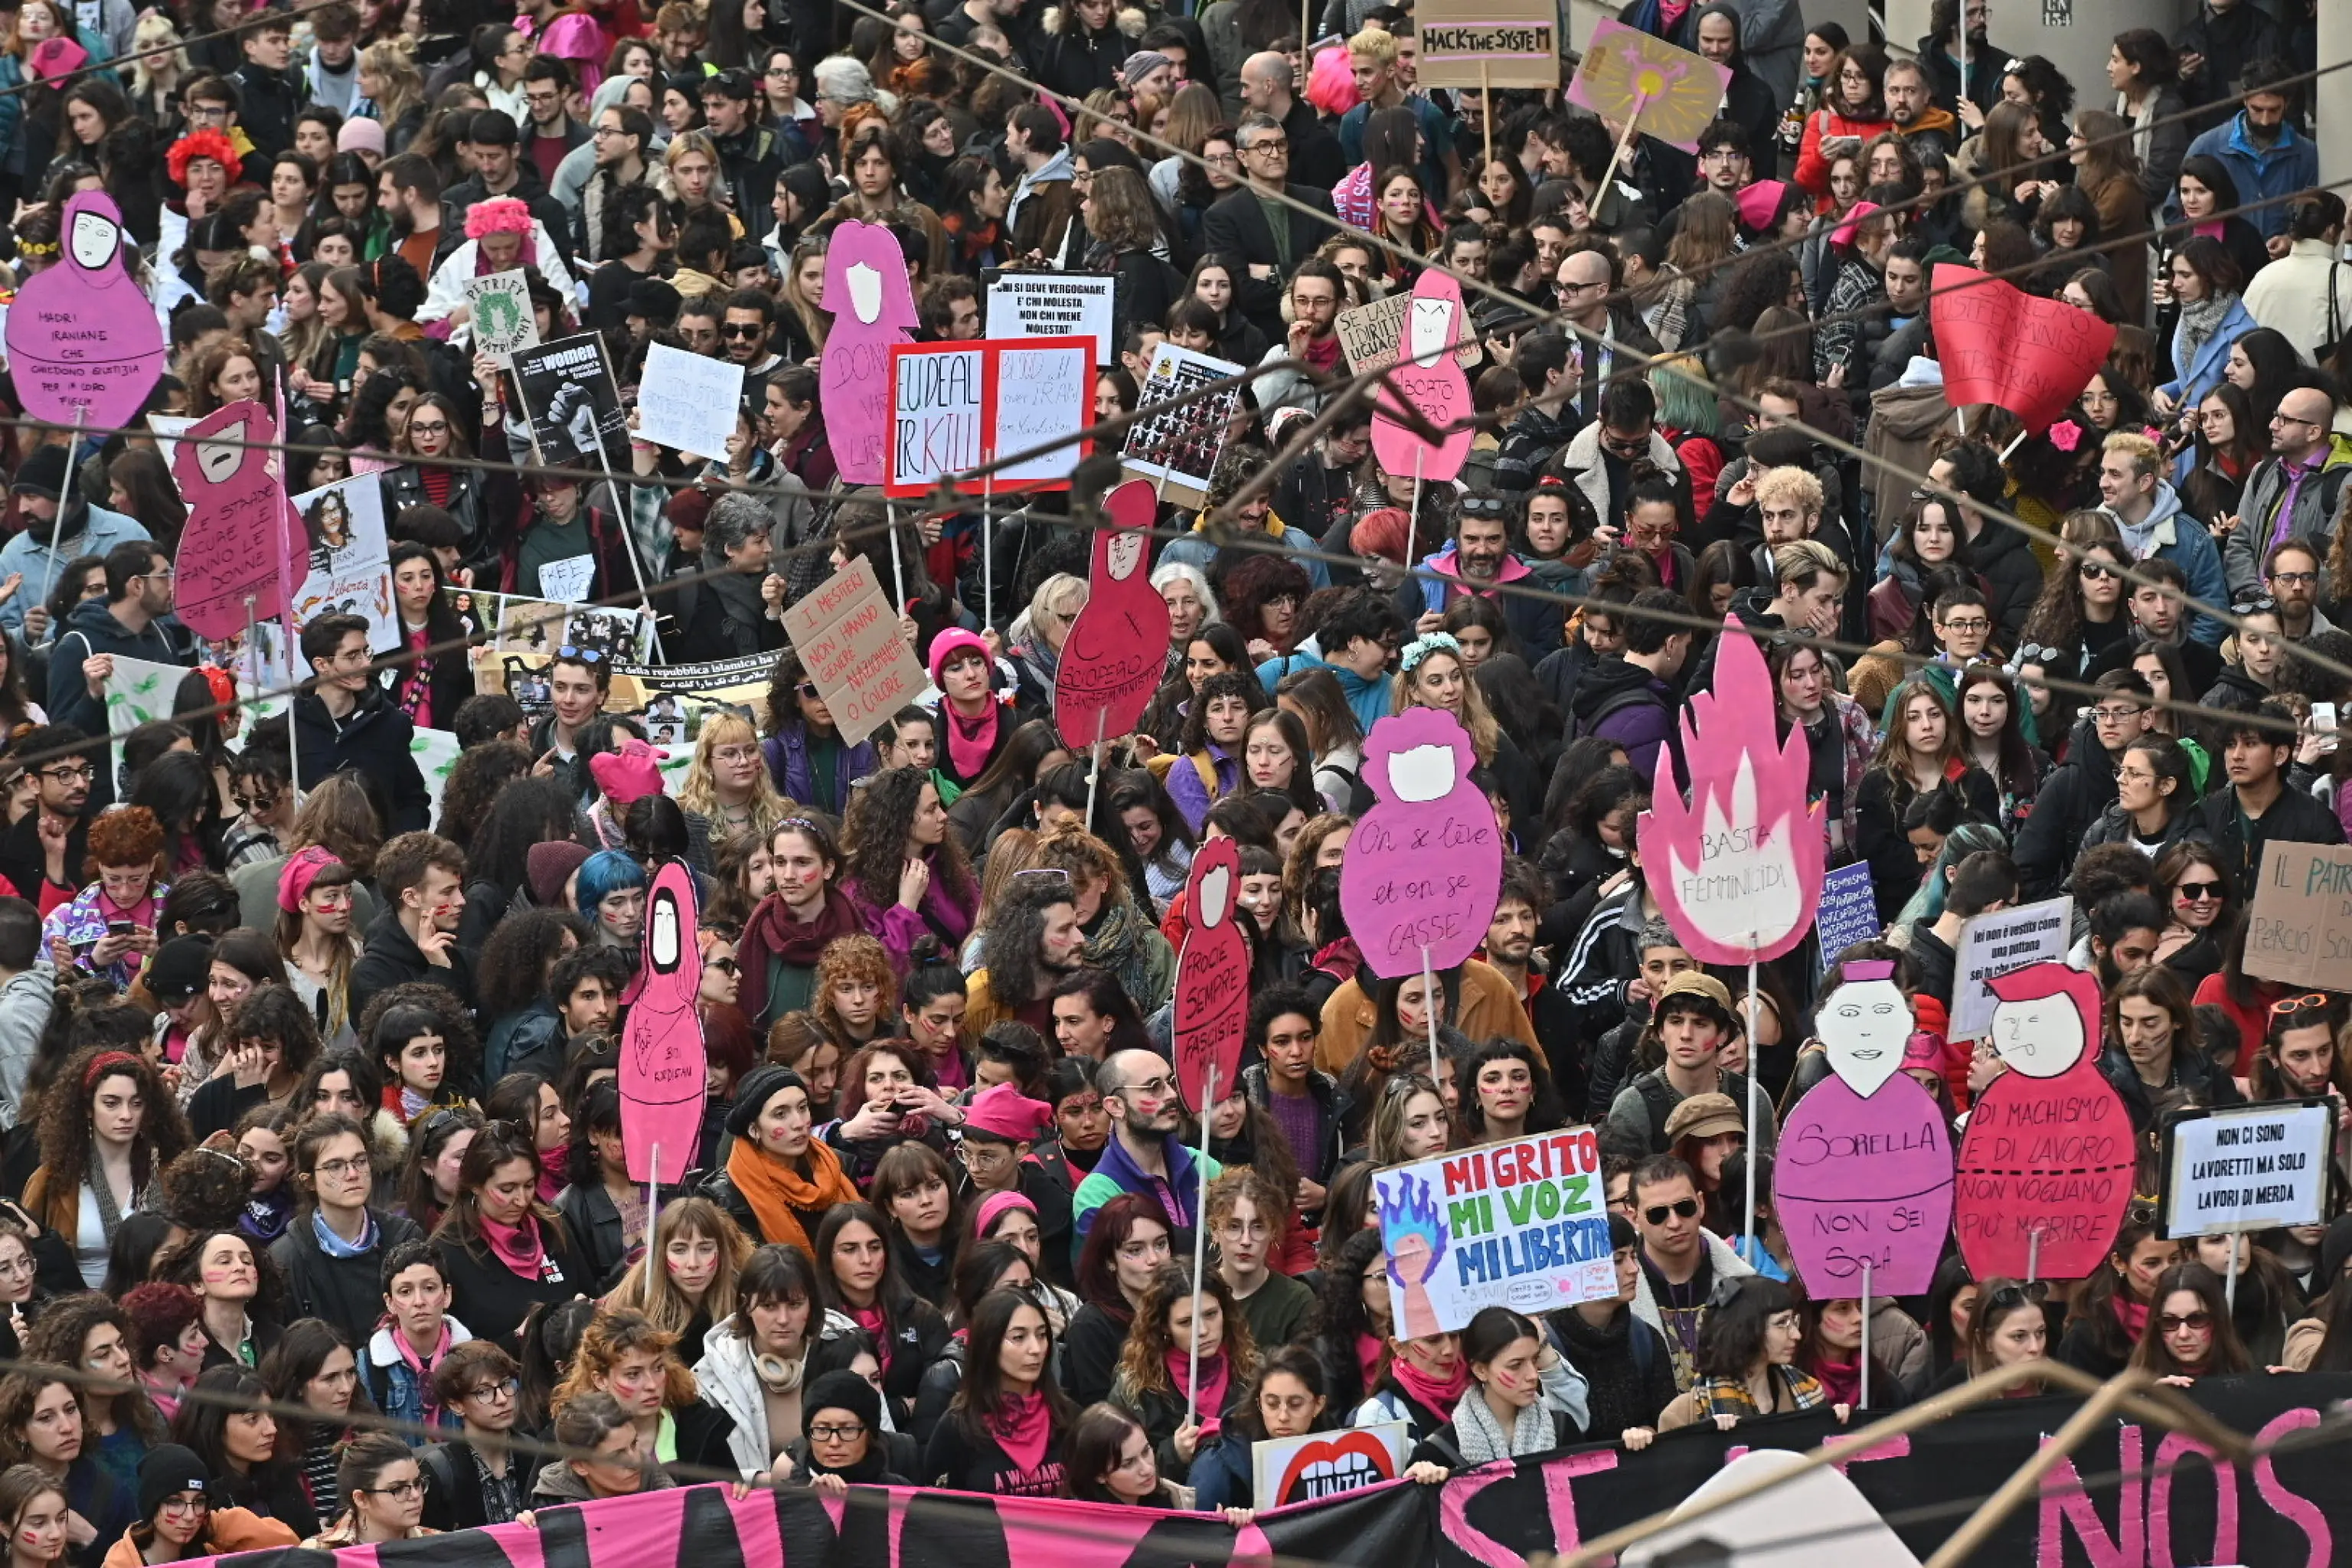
[{"x1": 1633, "y1": 618, "x2": 1824, "y2": 963}]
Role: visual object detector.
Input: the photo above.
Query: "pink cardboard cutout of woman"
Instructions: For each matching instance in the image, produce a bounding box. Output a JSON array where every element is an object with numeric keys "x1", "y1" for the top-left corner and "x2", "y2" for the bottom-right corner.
[
  {"x1": 1052, "y1": 479, "x2": 1170, "y2": 751},
  {"x1": 1635, "y1": 619, "x2": 1824, "y2": 965},
  {"x1": 620, "y1": 858, "x2": 705, "y2": 1185},
  {"x1": 1339, "y1": 705, "x2": 1501, "y2": 979},
  {"x1": 1171, "y1": 837, "x2": 1247, "y2": 1115},
  {"x1": 818, "y1": 220, "x2": 919, "y2": 485},
  {"x1": 1370, "y1": 268, "x2": 1473, "y2": 485},
  {"x1": 5, "y1": 191, "x2": 167, "y2": 428},
  {"x1": 1953, "y1": 961, "x2": 2134, "y2": 1282},
  {"x1": 1774, "y1": 960, "x2": 1955, "y2": 1297},
  {"x1": 172, "y1": 400, "x2": 300, "y2": 637}
]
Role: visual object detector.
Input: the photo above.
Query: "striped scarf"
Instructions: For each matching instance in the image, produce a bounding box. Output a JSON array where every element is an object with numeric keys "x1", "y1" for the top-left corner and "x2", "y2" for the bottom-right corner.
[{"x1": 1702, "y1": 1367, "x2": 1830, "y2": 1420}]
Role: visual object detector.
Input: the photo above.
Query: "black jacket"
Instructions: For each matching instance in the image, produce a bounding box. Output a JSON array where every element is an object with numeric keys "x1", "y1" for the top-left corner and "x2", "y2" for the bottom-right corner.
[
  {"x1": 2014, "y1": 719, "x2": 2122, "y2": 900},
  {"x1": 46, "y1": 596, "x2": 187, "y2": 773},
  {"x1": 2199, "y1": 780, "x2": 2347, "y2": 903},
  {"x1": 294, "y1": 687, "x2": 430, "y2": 833},
  {"x1": 2097, "y1": 1042, "x2": 2244, "y2": 1135},
  {"x1": 430, "y1": 1224, "x2": 591, "y2": 1351},
  {"x1": 270, "y1": 1209, "x2": 425, "y2": 1347},
  {"x1": 230, "y1": 61, "x2": 305, "y2": 157},
  {"x1": 1200, "y1": 184, "x2": 1338, "y2": 338},
  {"x1": 418, "y1": 1439, "x2": 519, "y2": 1532},
  {"x1": 1965, "y1": 518, "x2": 2045, "y2": 642},
  {"x1": 350, "y1": 908, "x2": 477, "y2": 1025},
  {"x1": 441, "y1": 163, "x2": 574, "y2": 266}
]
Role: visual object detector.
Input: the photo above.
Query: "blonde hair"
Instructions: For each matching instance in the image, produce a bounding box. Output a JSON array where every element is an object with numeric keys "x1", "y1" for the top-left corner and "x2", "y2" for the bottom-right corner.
[
  {"x1": 129, "y1": 13, "x2": 188, "y2": 98},
  {"x1": 2102, "y1": 430, "x2": 2161, "y2": 482},
  {"x1": 1391, "y1": 646, "x2": 1502, "y2": 764},
  {"x1": 551, "y1": 1308, "x2": 699, "y2": 1418},
  {"x1": 1754, "y1": 465, "x2": 1825, "y2": 519},
  {"x1": 357, "y1": 40, "x2": 423, "y2": 128},
  {"x1": 1025, "y1": 573, "x2": 1088, "y2": 647},
  {"x1": 675, "y1": 712, "x2": 793, "y2": 841},
  {"x1": 1348, "y1": 24, "x2": 1397, "y2": 67},
  {"x1": 599, "y1": 1197, "x2": 752, "y2": 1338}
]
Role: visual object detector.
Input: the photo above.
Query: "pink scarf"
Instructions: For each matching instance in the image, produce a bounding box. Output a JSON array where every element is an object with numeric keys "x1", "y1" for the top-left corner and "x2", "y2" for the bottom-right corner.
[
  {"x1": 479, "y1": 1215, "x2": 547, "y2": 1279},
  {"x1": 1354, "y1": 1331, "x2": 1384, "y2": 1388},
  {"x1": 944, "y1": 700, "x2": 1000, "y2": 782},
  {"x1": 2112, "y1": 1295, "x2": 2150, "y2": 1340},
  {"x1": 1811, "y1": 1355, "x2": 1861, "y2": 1408},
  {"x1": 987, "y1": 1390, "x2": 1054, "y2": 1472},
  {"x1": 851, "y1": 1305, "x2": 892, "y2": 1375},
  {"x1": 2193, "y1": 220, "x2": 2223, "y2": 241},
  {"x1": 392, "y1": 1321, "x2": 453, "y2": 1423},
  {"x1": 536, "y1": 1167, "x2": 564, "y2": 1204},
  {"x1": 1390, "y1": 1354, "x2": 1468, "y2": 1421},
  {"x1": 1165, "y1": 1348, "x2": 1230, "y2": 1440}
]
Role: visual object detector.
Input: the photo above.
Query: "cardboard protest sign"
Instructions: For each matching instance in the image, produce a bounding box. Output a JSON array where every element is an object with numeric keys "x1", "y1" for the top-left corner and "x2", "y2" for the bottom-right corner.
[
  {"x1": 1120, "y1": 342, "x2": 1243, "y2": 507},
  {"x1": 6, "y1": 191, "x2": 167, "y2": 427},
  {"x1": 635, "y1": 342, "x2": 744, "y2": 459},
  {"x1": 1774, "y1": 961, "x2": 1955, "y2": 1296},
  {"x1": 1171, "y1": 838, "x2": 1248, "y2": 1115},
  {"x1": 103, "y1": 655, "x2": 185, "y2": 797},
  {"x1": 1566, "y1": 21, "x2": 1731, "y2": 152},
  {"x1": 1370, "y1": 269, "x2": 1475, "y2": 485},
  {"x1": 1635, "y1": 621, "x2": 1824, "y2": 965},
  {"x1": 985, "y1": 271, "x2": 1117, "y2": 366},
  {"x1": 621, "y1": 858, "x2": 705, "y2": 1184},
  {"x1": 1053, "y1": 481, "x2": 1168, "y2": 750},
  {"x1": 1340, "y1": 707, "x2": 1503, "y2": 979},
  {"x1": 820, "y1": 220, "x2": 920, "y2": 485},
  {"x1": 290, "y1": 473, "x2": 397, "y2": 653},
  {"x1": 2160, "y1": 1101, "x2": 2333, "y2": 1239},
  {"x1": 1416, "y1": 0, "x2": 1557, "y2": 89},
  {"x1": 885, "y1": 338, "x2": 1089, "y2": 499},
  {"x1": 1930, "y1": 264, "x2": 2116, "y2": 432},
  {"x1": 991, "y1": 341, "x2": 1093, "y2": 488},
  {"x1": 1252, "y1": 1423, "x2": 1408, "y2": 1511},
  {"x1": 2245, "y1": 841, "x2": 2352, "y2": 991},
  {"x1": 1374, "y1": 1129, "x2": 1611, "y2": 1337},
  {"x1": 1953, "y1": 963, "x2": 2134, "y2": 1282},
  {"x1": 463, "y1": 270, "x2": 538, "y2": 365},
  {"x1": 171, "y1": 400, "x2": 300, "y2": 637},
  {"x1": 1334, "y1": 292, "x2": 1481, "y2": 377},
  {"x1": 777, "y1": 557, "x2": 926, "y2": 746},
  {"x1": 1813, "y1": 861, "x2": 1880, "y2": 975},
  {"x1": 514, "y1": 333, "x2": 627, "y2": 466},
  {"x1": 1948, "y1": 894, "x2": 2073, "y2": 1040}
]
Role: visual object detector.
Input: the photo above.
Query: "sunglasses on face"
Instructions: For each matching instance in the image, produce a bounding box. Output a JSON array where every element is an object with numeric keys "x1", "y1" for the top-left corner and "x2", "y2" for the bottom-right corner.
[
  {"x1": 2175, "y1": 879, "x2": 2226, "y2": 901},
  {"x1": 1643, "y1": 1197, "x2": 1700, "y2": 1226},
  {"x1": 2078, "y1": 561, "x2": 2118, "y2": 580},
  {"x1": 2158, "y1": 1311, "x2": 2213, "y2": 1333}
]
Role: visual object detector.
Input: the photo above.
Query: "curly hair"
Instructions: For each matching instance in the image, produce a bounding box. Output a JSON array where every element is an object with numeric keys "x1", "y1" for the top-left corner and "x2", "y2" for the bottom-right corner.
[
  {"x1": 812, "y1": 936, "x2": 898, "y2": 1047},
  {"x1": 165, "y1": 128, "x2": 239, "y2": 185},
  {"x1": 33, "y1": 1047, "x2": 189, "y2": 1220},
  {"x1": 550, "y1": 1306, "x2": 699, "y2": 1418},
  {"x1": 1030, "y1": 825, "x2": 1130, "y2": 906},
  {"x1": 838, "y1": 766, "x2": 976, "y2": 916},
  {"x1": 22, "y1": 1293, "x2": 165, "y2": 1444},
  {"x1": 475, "y1": 910, "x2": 589, "y2": 1021},
  {"x1": 1113, "y1": 1260, "x2": 1256, "y2": 1401},
  {"x1": 157, "y1": 1145, "x2": 253, "y2": 1233},
  {"x1": 1217, "y1": 552, "x2": 1314, "y2": 652},
  {"x1": 1178, "y1": 670, "x2": 1259, "y2": 756},
  {"x1": 85, "y1": 805, "x2": 165, "y2": 876}
]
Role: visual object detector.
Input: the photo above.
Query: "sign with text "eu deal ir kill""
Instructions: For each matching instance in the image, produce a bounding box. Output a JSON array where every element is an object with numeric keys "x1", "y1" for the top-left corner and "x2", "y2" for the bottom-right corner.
[
  {"x1": 2245, "y1": 841, "x2": 2352, "y2": 992},
  {"x1": 884, "y1": 337, "x2": 1091, "y2": 499}
]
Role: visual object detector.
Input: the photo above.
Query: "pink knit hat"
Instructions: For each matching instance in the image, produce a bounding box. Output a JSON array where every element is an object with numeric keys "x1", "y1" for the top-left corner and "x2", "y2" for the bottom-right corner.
[
  {"x1": 1831, "y1": 201, "x2": 1883, "y2": 250},
  {"x1": 1735, "y1": 178, "x2": 1790, "y2": 234},
  {"x1": 588, "y1": 737, "x2": 670, "y2": 806},
  {"x1": 963, "y1": 1083, "x2": 1054, "y2": 1142},
  {"x1": 927, "y1": 627, "x2": 991, "y2": 688}
]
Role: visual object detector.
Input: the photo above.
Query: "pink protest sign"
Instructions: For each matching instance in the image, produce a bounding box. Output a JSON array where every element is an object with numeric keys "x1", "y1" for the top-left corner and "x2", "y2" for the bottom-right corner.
[
  {"x1": 1774, "y1": 961, "x2": 1955, "y2": 1297},
  {"x1": 1369, "y1": 269, "x2": 1473, "y2": 485},
  {"x1": 1567, "y1": 21, "x2": 1732, "y2": 152},
  {"x1": 1172, "y1": 837, "x2": 1248, "y2": 1114},
  {"x1": 5, "y1": 191, "x2": 167, "y2": 428},
  {"x1": 818, "y1": 220, "x2": 917, "y2": 485},
  {"x1": 1953, "y1": 962, "x2": 2134, "y2": 1282},
  {"x1": 1340, "y1": 706, "x2": 1502, "y2": 979},
  {"x1": 26, "y1": 37, "x2": 87, "y2": 79},
  {"x1": 1930, "y1": 264, "x2": 2116, "y2": 433},
  {"x1": 171, "y1": 401, "x2": 298, "y2": 638},
  {"x1": 620, "y1": 858, "x2": 705, "y2": 1184},
  {"x1": 1635, "y1": 619, "x2": 1824, "y2": 964},
  {"x1": 1053, "y1": 479, "x2": 1169, "y2": 751}
]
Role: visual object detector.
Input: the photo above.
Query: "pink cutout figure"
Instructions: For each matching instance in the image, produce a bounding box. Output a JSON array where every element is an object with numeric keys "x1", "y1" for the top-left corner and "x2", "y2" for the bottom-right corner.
[
  {"x1": 172, "y1": 401, "x2": 299, "y2": 638},
  {"x1": 1172, "y1": 838, "x2": 1248, "y2": 1114},
  {"x1": 1052, "y1": 479, "x2": 1169, "y2": 751},
  {"x1": 620, "y1": 859, "x2": 705, "y2": 1185},
  {"x1": 1952, "y1": 962, "x2": 2135, "y2": 1282},
  {"x1": 5, "y1": 191, "x2": 167, "y2": 428},
  {"x1": 1635, "y1": 618, "x2": 1824, "y2": 964},
  {"x1": 818, "y1": 220, "x2": 918, "y2": 485},
  {"x1": 1340, "y1": 706, "x2": 1501, "y2": 978},
  {"x1": 1370, "y1": 269, "x2": 1473, "y2": 486},
  {"x1": 1774, "y1": 960, "x2": 1955, "y2": 1297}
]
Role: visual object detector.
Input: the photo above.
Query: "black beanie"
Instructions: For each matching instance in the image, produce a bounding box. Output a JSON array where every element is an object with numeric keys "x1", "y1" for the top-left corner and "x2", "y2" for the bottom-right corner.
[
  {"x1": 802, "y1": 1370, "x2": 883, "y2": 1436},
  {"x1": 724, "y1": 1065, "x2": 806, "y2": 1138},
  {"x1": 138, "y1": 1445, "x2": 210, "y2": 1523}
]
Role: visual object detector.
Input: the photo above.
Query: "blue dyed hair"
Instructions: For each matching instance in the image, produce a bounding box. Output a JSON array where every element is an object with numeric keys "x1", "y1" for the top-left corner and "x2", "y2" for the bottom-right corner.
[{"x1": 575, "y1": 849, "x2": 648, "y2": 916}]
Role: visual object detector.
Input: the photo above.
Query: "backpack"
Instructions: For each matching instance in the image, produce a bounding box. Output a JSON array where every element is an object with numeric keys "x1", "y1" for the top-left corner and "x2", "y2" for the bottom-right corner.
[
  {"x1": 1565, "y1": 683, "x2": 1665, "y2": 747},
  {"x1": 1320, "y1": 761, "x2": 1377, "y2": 817}
]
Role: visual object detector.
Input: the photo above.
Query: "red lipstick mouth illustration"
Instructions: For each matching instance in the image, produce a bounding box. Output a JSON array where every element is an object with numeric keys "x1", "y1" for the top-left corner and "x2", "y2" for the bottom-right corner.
[{"x1": 1275, "y1": 1431, "x2": 1397, "y2": 1504}]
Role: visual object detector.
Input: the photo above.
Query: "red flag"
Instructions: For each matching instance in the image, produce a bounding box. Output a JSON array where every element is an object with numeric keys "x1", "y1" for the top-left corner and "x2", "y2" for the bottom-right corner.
[{"x1": 1929, "y1": 263, "x2": 2116, "y2": 433}]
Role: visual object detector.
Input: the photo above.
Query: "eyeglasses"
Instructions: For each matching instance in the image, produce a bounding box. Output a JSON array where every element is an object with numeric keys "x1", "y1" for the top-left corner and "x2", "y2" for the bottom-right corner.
[
  {"x1": 37, "y1": 764, "x2": 92, "y2": 782},
  {"x1": 704, "y1": 956, "x2": 740, "y2": 975},
  {"x1": 2271, "y1": 570, "x2": 2318, "y2": 586},
  {"x1": 2077, "y1": 562, "x2": 2118, "y2": 580},
  {"x1": 359, "y1": 1479, "x2": 426, "y2": 1501},
  {"x1": 2174, "y1": 880, "x2": 2226, "y2": 901},
  {"x1": 2157, "y1": 1311, "x2": 2213, "y2": 1334},
  {"x1": 1458, "y1": 494, "x2": 1508, "y2": 518},
  {"x1": 1243, "y1": 136, "x2": 1288, "y2": 153},
  {"x1": 464, "y1": 1379, "x2": 518, "y2": 1402},
  {"x1": 2271, "y1": 993, "x2": 2331, "y2": 1018},
  {"x1": 1939, "y1": 616, "x2": 1992, "y2": 634},
  {"x1": 407, "y1": 420, "x2": 450, "y2": 436},
  {"x1": 808, "y1": 1423, "x2": 867, "y2": 1442},
  {"x1": 2270, "y1": 413, "x2": 2321, "y2": 430},
  {"x1": 314, "y1": 1155, "x2": 371, "y2": 1179},
  {"x1": 2090, "y1": 704, "x2": 2143, "y2": 721},
  {"x1": 1642, "y1": 1197, "x2": 1701, "y2": 1226}
]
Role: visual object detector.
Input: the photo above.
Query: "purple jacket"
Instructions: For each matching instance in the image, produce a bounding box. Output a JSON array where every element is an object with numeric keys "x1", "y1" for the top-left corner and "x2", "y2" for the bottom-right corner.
[
  {"x1": 763, "y1": 726, "x2": 878, "y2": 817},
  {"x1": 841, "y1": 864, "x2": 978, "y2": 972},
  {"x1": 1165, "y1": 745, "x2": 1237, "y2": 835}
]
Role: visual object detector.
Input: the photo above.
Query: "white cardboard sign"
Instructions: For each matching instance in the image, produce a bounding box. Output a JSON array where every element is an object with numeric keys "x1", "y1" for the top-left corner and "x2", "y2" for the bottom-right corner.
[{"x1": 634, "y1": 342, "x2": 745, "y2": 459}]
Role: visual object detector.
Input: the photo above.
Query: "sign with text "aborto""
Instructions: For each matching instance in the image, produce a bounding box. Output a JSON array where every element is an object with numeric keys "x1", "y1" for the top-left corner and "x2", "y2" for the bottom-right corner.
[
  {"x1": 1947, "y1": 894, "x2": 2073, "y2": 1040},
  {"x1": 778, "y1": 557, "x2": 926, "y2": 747},
  {"x1": 2160, "y1": 1099, "x2": 2333, "y2": 1239},
  {"x1": 1416, "y1": 0, "x2": 1557, "y2": 88},
  {"x1": 2244, "y1": 840, "x2": 2352, "y2": 991},
  {"x1": 1374, "y1": 1129, "x2": 1610, "y2": 1337},
  {"x1": 884, "y1": 338, "x2": 1091, "y2": 499}
]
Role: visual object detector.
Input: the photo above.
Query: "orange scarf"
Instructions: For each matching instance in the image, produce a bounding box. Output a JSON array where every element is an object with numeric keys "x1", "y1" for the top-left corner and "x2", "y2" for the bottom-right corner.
[{"x1": 725, "y1": 1135, "x2": 859, "y2": 1254}]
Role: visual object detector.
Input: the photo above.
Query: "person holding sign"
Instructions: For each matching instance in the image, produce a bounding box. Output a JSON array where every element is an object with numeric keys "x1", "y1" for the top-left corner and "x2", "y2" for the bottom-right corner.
[{"x1": 1410, "y1": 1307, "x2": 1588, "y2": 1467}]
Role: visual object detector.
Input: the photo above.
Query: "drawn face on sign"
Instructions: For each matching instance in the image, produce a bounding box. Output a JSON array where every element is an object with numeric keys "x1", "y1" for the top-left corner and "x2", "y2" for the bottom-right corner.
[
  {"x1": 194, "y1": 419, "x2": 251, "y2": 485},
  {"x1": 69, "y1": 207, "x2": 119, "y2": 270},
  {"x1": 1406, "y1": 296, "x2": 1453, "y2": 364},
  {"x1": 1820, "y1": 965, "x2": 1910, "y2": 1097},
  {"x1": 1193, "y1": 857, "x2": 1233, "y2": 930},
  {"x1": 846, "y1": 263, "x2": 883, "y2": 323},
  {"x1": 1986, "y1": 962, "x2": 2097, "y2": 1080},
  {"x1": 1106, "y1": 531, "x2": 1145, "y2": 580}
]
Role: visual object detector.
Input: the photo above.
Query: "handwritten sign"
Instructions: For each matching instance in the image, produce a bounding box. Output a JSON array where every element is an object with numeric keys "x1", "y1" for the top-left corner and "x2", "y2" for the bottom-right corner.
[
  {"x1": 1953, "y1": 963, "x2": 2134, "y2": 1281},
  {"x1": 1340, "y1": 707, "x2": 1503, "y2": 979},
  {"x1": 1948, "y1": 894, "x2": 2073, "y2": 1040},
  {"x1": 820, "y1": 220, "x2": 919, "y2": 485},
  {"x1": 1120, "y1": 342, "x2": 1242, "y2": 508},
  {"x1": 1930, "y1": 264, "x2": 2117, "y2": 432},
  {"x1": 1370, "y1": 269, "x2": 1475, "y2": 486},
  {"x1": 887, "y1": 343, "x2": 983, "y2": 495},
  {"x1": 1252, "y1": 1423, "x2": 1408, "y2": 1511},
  {"x1": 884, "y1": 338, "x2": 1089, "y2": 498},
  {"x1": 1635, "y1": 620, "x2": 1824, "y2": 965},
  {"x1": 1335, "y1": 292, "x2": 1481, "y2": 377},
  {"x1": 463, "y1": 269, "x2": 538, "y2": 366},
  {"x1": 171, "y1": 400, "x2": 297, "y2": 637},
  {"x1": 1053, "y1": 480, "x2": 1168, "y2": 750},
  {"x1": 103, "y1": 655, "x2": 185, "y2": 799},
  {"x1": 984, "y1": 271, "x2": 1116, "y2": 367},
  {"x1": 992, "y1": 342, "x2": 1092, "y2": 488},
  {"x1": 1374, "y1": 1129, "x2": 1611, "y2": 1337},
  {"x1": 1566, "y1": 21, "x2": 1731, "y2": 152},
  {"x1": 635, "y1": 342, "x2": 744, "y2": 459},
  {"x1": 6, "y1": 191, "x2": 167, "y2": 427},
  {"x1": 777, "y1": 557, "x2": 926, "y2": 747},
  {"x1": 2244, "y1": 841, "x2": 2352, "y2": 991},
  {"x1": 1813, "y1": 861, "x2": 1881, "y2": 974},
  {"x1": 1171, "y1": 838, "x2": 1249, "y2": 1115},
  {"x1": 1416, "y1": 0, "x2": 1556, "y2": 89},
  {"x1": 1774, "y1": 962, "x2": 1954, "y2": 1296},
  {"x1": 2160, "y1": 1101, "x2": 2332, "y2": 1239},
  {"x1": 620, "y1": 858, "x2": 704, "y2": 1184}
]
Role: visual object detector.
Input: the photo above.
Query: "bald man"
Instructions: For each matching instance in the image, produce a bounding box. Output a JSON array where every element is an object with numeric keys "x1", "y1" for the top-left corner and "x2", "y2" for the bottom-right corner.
[
  {"x1": 1070, "y1": 1049, "x2": 1224, "y2": 1260},
  {"x1": 1238, "y1": 50, "x2": 1343, "y2": 188},
  {"x1": 2223, "y1": 381, "x2": 2352, "y2": 602}
]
